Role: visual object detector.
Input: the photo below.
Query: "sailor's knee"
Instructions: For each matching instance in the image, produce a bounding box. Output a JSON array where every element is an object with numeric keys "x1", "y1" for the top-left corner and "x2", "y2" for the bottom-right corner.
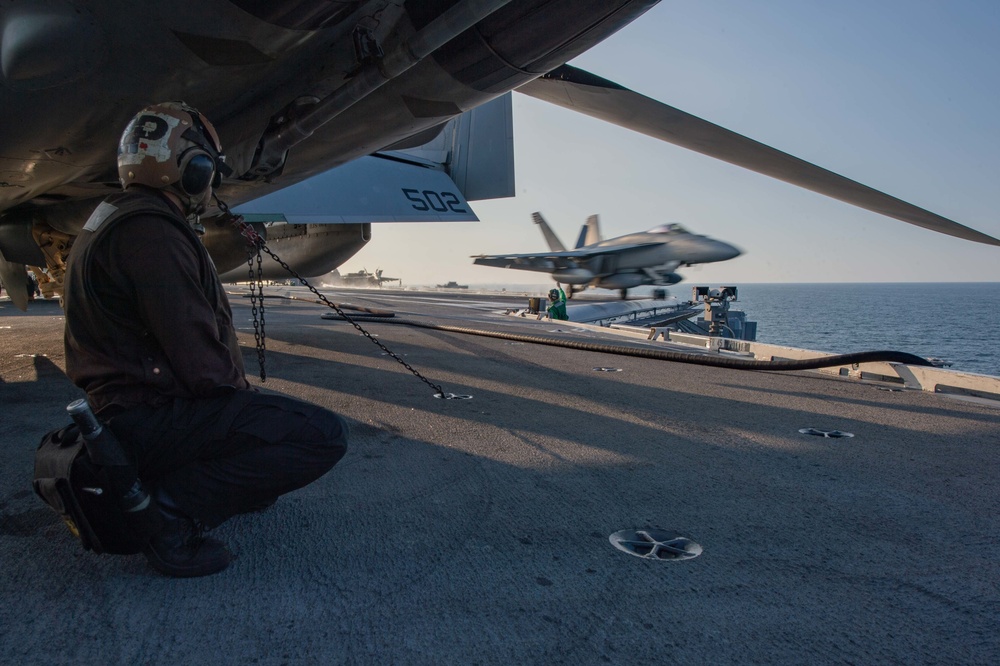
[{"x1": 308, "y1": 408, "x2": 348, "y2": 465}]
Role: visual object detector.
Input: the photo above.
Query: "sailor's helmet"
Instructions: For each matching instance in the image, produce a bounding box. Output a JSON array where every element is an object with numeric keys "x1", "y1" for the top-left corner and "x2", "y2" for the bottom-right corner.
[{"x1": 117, "y1": 102, "x2": 230, "y2": 214}]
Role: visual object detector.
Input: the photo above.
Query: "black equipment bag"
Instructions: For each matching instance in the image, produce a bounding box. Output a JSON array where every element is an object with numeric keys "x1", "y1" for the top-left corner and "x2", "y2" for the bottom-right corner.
[{"x1": 32, "y1": 424, "x2": 146, "y2": 555}]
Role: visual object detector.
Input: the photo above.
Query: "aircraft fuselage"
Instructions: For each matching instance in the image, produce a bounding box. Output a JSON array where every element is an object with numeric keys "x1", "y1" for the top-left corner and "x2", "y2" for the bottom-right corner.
[{"x1": 0, "y1": 0, "x2": 659, "y2": 224}]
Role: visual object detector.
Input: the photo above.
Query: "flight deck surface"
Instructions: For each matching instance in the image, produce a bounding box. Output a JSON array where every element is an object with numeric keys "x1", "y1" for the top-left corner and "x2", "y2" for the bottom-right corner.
[{"x1": 2, "y1": 288, "x2": 998, "y2": 664}]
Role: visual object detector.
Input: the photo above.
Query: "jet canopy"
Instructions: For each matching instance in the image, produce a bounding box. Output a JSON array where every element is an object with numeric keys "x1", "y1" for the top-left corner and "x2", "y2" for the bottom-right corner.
[{"x1": 646, "y1": 223, "x2": 688, "y2": 235}]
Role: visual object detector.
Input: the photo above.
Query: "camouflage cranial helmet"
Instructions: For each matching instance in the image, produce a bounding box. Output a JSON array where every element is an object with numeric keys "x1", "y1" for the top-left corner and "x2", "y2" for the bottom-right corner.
[{"x1": 117, "y1": 102, "x2": 230, "y2": 215}]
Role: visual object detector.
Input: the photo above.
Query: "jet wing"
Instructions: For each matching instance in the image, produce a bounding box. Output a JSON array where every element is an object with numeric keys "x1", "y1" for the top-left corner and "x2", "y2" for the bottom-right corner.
[
  {"x1": 472, "y1": 255, "x2": 563, "y2": 273},
  {"x1": 518, "y1": 65, "x2": 1000, "y2": 247},
  {"x1": 472, "y1": 243, "x2": 657, "y2": 272}
]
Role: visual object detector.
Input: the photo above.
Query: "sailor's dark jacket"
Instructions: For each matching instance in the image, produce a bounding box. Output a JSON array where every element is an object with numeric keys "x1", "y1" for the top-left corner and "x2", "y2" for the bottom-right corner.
[{"x1": 64, "y1": 189, "x2": 249, "y2": 413}]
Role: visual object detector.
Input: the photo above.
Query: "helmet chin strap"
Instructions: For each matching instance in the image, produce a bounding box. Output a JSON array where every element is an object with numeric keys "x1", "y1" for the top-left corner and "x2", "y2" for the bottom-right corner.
[
  {"x1": 187, "y1": 212, "x2": 206, "y2": 236},
  {"x1": 167, "y1": 183, "x2": 210, "y2": 232}
]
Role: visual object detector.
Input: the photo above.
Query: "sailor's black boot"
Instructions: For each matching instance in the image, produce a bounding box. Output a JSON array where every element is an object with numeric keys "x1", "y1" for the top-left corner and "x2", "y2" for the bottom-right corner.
[
  {"x1": 143, "y1": 516, "x2": 230, "y2": 578},
  {"x1": 143, "y1": 490, "x2": 230, "y2": 578}
]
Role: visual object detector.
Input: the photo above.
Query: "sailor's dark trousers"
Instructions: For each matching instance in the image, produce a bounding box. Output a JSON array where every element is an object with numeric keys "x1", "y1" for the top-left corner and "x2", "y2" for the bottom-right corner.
[{"x1": 106, "y1": 391, "x2": 348, "y2": 527}]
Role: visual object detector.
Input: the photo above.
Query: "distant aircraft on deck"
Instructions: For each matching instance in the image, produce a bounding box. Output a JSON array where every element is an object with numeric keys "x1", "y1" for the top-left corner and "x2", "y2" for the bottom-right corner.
[
  {"x1": 329, "y1": 268, "x2": 400, "y2": 288},
  {"x1": 473, "y1": 212, "x2": 741, "y2": 299}
]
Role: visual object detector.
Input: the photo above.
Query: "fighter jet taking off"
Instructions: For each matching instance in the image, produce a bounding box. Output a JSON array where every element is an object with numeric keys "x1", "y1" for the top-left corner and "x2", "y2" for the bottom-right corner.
[{"x1": 473, "y1": 213, "x2": 741, "y2": 299}]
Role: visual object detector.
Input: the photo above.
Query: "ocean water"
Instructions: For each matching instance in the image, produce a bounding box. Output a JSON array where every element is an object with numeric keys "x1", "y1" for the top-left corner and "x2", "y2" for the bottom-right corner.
[
  {"x1": 724, "y1": 283, "x2": 1000, "y2": 377},
  {"x1": 466, "y1": 282, "x2": 1000, "y2": 377}
]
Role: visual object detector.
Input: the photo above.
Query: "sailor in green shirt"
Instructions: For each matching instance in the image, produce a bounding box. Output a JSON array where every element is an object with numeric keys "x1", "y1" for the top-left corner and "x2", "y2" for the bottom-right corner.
[{"x1": 547, "y1": 284, "x2": 568, "y2": 320}]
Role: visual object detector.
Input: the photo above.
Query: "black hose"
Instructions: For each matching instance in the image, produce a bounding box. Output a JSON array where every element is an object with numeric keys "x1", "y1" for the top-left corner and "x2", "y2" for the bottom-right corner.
[{"x1": 353, "y1": 318, "x2": 932, "y2": 371}]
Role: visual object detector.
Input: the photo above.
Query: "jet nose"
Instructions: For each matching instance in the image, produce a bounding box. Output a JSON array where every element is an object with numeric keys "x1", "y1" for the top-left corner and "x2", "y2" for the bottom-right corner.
[
  {"x1": 713, "y1": 239, "x2": 742, "y2": 262},
  {"x1": 689, "y1": 237, "x2": 742, "y2": 263}
]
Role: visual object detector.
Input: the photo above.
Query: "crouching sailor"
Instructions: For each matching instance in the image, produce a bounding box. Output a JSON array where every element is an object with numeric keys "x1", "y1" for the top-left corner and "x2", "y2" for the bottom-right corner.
[{"x1": 62, "y1": 102, "x2": 348, "y2": 577}]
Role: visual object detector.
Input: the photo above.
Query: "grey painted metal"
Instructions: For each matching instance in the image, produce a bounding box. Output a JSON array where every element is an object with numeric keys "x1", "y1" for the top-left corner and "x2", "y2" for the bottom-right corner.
[
  {"x1": 519, "y1": 65, "x2": 1000, "y2": 247},
  {"x1": 250, "y1": 0, "x2": 515, "y2": 176},
  {"x1": 385, "y1": 94, "x2": 516, "y2": 202}
]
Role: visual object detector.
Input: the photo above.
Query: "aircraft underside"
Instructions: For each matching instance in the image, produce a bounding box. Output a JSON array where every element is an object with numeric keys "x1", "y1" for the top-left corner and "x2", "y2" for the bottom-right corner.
[
  {"x1": 210, "y1": 222, "x2": 372, "y2": 283},
  {"x1": 0, "y1": 0, "x2": 659, "y2": 308}
]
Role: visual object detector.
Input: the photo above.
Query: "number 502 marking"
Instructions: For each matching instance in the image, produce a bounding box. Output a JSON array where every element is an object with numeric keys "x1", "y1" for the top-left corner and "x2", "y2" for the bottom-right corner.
[{"x1": 402, "y1": 188, "x2": 468, "y2": 213}]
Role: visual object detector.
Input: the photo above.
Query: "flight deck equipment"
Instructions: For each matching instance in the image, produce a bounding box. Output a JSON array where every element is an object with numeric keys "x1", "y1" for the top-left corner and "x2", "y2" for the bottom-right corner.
[
  {"x1": 692, "y1": 286, "x2": 739, "y2": 337},
  {"x1": 608, "y1": 529, "x2": 702, "y2": 561},
  {"x1": 215, "y1": 195, "x2": 469, "y2": 400}
]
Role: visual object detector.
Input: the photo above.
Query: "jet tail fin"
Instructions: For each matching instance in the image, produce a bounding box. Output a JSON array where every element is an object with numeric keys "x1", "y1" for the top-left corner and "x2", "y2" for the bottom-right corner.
[
  {"x1": 379, "y1": 93, "x2": 514, "y2": 202},
  {"x1": 532, "y1": 212, "x2": 566, "y2": 252},
  {"x1": 573, "y1": 224, "x2": 588, "y2": 249},
  {"x1": 584, "y1": 215, "x2": 602, "y2": 244}
]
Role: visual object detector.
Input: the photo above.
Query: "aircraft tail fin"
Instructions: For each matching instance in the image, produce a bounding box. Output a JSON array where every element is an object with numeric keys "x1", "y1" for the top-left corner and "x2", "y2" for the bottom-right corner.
[
  {"x1": 379, "y1": 93, "x2": 514, "y2": 202},
  {"x1": 573, "y1": 215, "x2": 602, "y2": 248},
  {"x1": 584, "y1": 215, "x2": 602, "y2": 245},
  {"x1": 241, "y1": 94, "x2": 513, "y2": 224},
  {"x1": 532, "y1": 212, "x2": 567, "y2": 252}
]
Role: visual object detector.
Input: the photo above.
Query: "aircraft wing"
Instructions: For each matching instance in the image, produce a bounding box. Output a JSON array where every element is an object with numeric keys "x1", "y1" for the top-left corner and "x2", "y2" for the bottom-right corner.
[
  {"x1": 472, "y1": 255, "x2": 563, "y2": 273},
  {"x1": 518, "y1": 65, "x2": 1000, "y2": 247},
  {"x1": 472, "y1": 243, "x2": 657, "y2": 273}
]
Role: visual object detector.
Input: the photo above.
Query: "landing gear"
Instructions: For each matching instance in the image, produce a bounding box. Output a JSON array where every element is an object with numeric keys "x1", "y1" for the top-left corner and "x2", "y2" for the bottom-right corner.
[{"x1": 619, "y1": 289, "x2": 628, "y2": 300}]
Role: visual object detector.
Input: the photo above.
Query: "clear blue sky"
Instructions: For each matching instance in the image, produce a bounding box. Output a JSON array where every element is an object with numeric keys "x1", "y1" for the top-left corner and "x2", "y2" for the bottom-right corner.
[{"x1": 348, "y1": 0, "x2": 1000, "y2": 287}]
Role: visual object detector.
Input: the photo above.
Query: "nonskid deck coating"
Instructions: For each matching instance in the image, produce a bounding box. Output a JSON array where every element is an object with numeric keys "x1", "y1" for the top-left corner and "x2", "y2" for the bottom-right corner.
[{"x1": 1, "y1": 289, "x2": 998, "y2": 665}]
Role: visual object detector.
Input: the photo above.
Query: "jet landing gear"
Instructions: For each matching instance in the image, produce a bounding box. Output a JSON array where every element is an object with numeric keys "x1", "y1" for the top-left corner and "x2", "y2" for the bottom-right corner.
[{"x1": 620, "y1": 289, "x2": 628, "y2": 300}]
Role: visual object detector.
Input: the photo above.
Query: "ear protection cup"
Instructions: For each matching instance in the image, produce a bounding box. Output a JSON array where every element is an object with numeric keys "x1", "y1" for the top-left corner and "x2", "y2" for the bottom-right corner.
[{"x1": 177, "y1": 148, "x2": 216, "y2": 196}]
